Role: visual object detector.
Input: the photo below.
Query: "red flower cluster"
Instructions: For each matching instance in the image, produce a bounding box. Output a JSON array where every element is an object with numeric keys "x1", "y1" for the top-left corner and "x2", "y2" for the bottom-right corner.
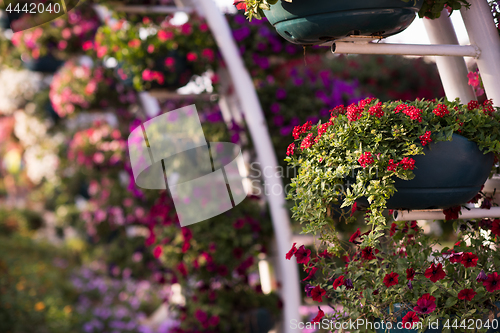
[
  {"x1": 399, "y1": 157, "x2": 415, "y2": 170},
  {"x1": 233, "y1": 0, "x2": 247, "y2": 10},
  {"x1": 286, "y1": 143, "x2": 295, "y2": 156},
  {"x1": 394, "y1": 104, "x2": 408, "y2": 114},
  {"x1": 443, "y1": 206, "x2": 461, "y2": 220},
  {"x1": 300, "y1": 133, "x2": 314, "y2": 150},
  {"x1": 315, "y1": 123, "x2": 331, "y2": 143},
  {"x1": 368, "y1": 102, "x2": 384, "y2": 118},
  {"x1": 468, "y1": 100, "x2": 480, "y2": 110},
  {"x1": 433, "y1": 104, "x2": 449, "y2": 117},
  {"x1": 383, "y1": 272, "x2": 399, "y2": 287},
  {"x1": 419, "y1": 131, "x2": 432, "y2": 146},
  {"x1": 406, "y1": 268, "x2": 416, "y2": 281},
  {"x1": 483, "y1": 99, "x2": 495, "y2": 116},
  {"x1": 359, "y1": 97, "x2": 376, "y2": 109},
  {"x1": 286, "y1": 243, "x2": 311, "y2": 264},
  {"x1": 387, "y1": 159, "x2": 399, "y2": 172},
  {"x1": 332, "y1": 275, "x2": 345, "y2": 290},
  {"x1": 424, "y1": 263, "x2": 446, "y2": 282},
  {"x1": 292, "y1": 121, "x2": 312, "y2": 140},
  {"x1": 347, "y1": 104, "x2": 363, "y2": 122},
  {"x1": 330, "y1": 105, "x2": 346, "y2": 117},
  {"x1": 358, "y1": 152, "x2": 374, "y2": 168},
  {"x1": 402, "y1": 106, "x2": 423, "y2": 122}
]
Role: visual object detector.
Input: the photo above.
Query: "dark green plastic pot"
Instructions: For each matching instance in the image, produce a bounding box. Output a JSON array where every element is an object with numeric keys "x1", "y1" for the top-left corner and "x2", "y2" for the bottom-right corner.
[
  {"x1": 356, "y1": 134, "x2": 494, "y2": 210},
  {"x1": 263, "y1": 0, "x2": 424, "y2": 45},
  {"x1": 23, "y1": 55, "x2": 64, "y2": 73},
  {"x1": 375, "y1": 303, "x2": 500, "y2": 333}
]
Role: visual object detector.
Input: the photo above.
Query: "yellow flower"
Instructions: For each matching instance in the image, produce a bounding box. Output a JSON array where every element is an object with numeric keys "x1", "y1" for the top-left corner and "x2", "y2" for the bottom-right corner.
[{"x1": 34, "y1": 302, "x2": 45, "y2": 311}]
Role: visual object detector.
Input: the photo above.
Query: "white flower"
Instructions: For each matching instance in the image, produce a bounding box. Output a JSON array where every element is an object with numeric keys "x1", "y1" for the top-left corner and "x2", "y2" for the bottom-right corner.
[
  {"x1": 13, "y1": 110, "x2": 49, "y2": 146},
  {"x1": 24, "y1": 144, "x2": 60, "y2": 184},
  {"x1": 0, "y1": 68, "x2": 42, "y2": 115}
]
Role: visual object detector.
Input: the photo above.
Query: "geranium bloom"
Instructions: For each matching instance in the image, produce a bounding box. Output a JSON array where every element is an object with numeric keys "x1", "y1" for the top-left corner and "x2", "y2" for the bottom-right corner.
[
  {"x1": 295, "y1": 245, "x2": 311, "y2": 264},
  {"x1": 286, "y1": 243, "x2": 297, "y2": 260},
  {"x1": 468, "y1": 100, "x2": 480, "y2": 110},
  {"x1": 433, "y1": 104, "x2": 449, "y2": 117},
  {"x1": 460, "y1": 252, "x2": 478, "y2": 268},
  {"x1": 424, "y1": 263, "x2": 446, "y2": 282},
  {"x1": 402, "y1": 311, "x2": 420, "y2": 329},
  {"x1": 414, "y1": 294, "x2": 436, "y2": 314},
  {"x1": 300, "y1": 133, "x2": 314, "y2": 150},
  {"x1": 311, "y1": 286, "x2": 326, "y2": 302},
  {"x1": 383, "y1": 272, "x2": 399, "y2": 287},
  {"x1": 332, "y1": 276, "x2": 345, "y2": 290},
  {"x1": 368, "y1": 102, "x2": 384, "y2": 118},
  {"x1": 346, "y1": 103, "x2": 363, "y2": 121},
  {"x1": 419, "y1": 131, "x2": 432, "y2": 146},
  {"x1": 458, "y1": 288, "x2": 477, "y2": 301},
  {"x1": 312, "y1": 308, "x2": 325, "y2": 323},
  {"x1": 358, "y1": 152, "x2": 374, "y2": 168},
  {"x1": 406, "y1": 268, "x2": 416, "y2": 281},
  {"x1": 483, "y1": 272, "x2": 500, "y2": 292}
]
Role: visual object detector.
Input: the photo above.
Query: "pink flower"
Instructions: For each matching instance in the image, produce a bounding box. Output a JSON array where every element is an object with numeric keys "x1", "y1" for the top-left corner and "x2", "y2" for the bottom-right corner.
[
  {"x1": 202, "y1": 48, "x2": 215, "y2": 62},
  {"x1": 153, "y1": 245, "x2": 163, "y2": 258},
  {"x1": 467, "y1": 71, "x2": 480, "y2": 88},
  {"x1": 187, "y1": 52, "x2": 198, "y2": 62},
  {"x1": 82, "y1": 41, "x2": 93, "y2": 51},
  {"x1": 147, "y1": 44, "x2": 155, "y2": 53},
  {"x1": 158, "y1": 30, "x2": 173, "y2": 41},
  {"x1": 165, "y1": 57, "x2": 175, "y2": 67}
]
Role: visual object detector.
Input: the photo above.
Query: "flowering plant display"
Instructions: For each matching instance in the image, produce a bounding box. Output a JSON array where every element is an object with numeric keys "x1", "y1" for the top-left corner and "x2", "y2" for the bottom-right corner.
[
  {"x1": 235, "y1": 0, "x2": 469, "y2": 21},
  {"x1": 287, "y1": 98, "x2": 500, "y2": 249},
  {"x1": 10, "y1": 4, "x2": 100, "y2": 61},
  {"x1": 49, "y1": 61, "x2": 136, "y2": 118},
  {"x1": 288, "y1": 218, "x2": 500, "y2": 332},
  {"x1": 93, "y1": 16, "x2": 218, "y2": 91}
]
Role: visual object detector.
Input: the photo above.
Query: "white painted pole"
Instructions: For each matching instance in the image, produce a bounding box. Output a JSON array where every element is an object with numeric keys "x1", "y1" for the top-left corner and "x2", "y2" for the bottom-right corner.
[
  {"x1": 423, "y1": 11, "x2": 476, "y2": 102},
  {"x1": 461, "y1": 0, "x2": 500, "y2": 107},
  {"x1": 331, "y1": 42, "x2": 480, "y2": 57},
  {"x1": 196, "y1": 0, "x2": 302, "y2": 331},
  {"x1": 394, "y1": 208, "x2": 500, "y2": 221}
]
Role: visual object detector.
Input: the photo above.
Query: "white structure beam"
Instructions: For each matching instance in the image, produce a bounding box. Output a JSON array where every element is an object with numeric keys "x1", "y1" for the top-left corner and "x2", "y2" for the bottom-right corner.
[
  {"x1": 461, "y1": 0, "x2": 500, "y2": 107},
  {"x1": 331, "y1": 42, "x2": 480, "y2": 57},
  {"x1": 196, "y1": 1, "x2": 302, "y2": 331},
  {"x1": 423, "y1": 11, "x2": 476, "y2": 102},
  {"x1": 394, "y1": 208, "x2": 500, "y2": 221}
]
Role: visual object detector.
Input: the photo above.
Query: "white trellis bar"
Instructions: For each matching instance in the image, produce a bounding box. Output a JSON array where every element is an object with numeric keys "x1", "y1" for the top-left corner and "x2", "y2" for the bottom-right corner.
[
  {"x1": 331, "y1": 42, "x2": 480, "y2": 57},
  {"x1": 461, "y1": 0, "x2": 500, "y2": 107},
  {"x1": 423, "y1": 9, "x2": 476, "y2": 102},
  {"x1": 394, "y1": 208, "x2": 500, "y2": 221}
]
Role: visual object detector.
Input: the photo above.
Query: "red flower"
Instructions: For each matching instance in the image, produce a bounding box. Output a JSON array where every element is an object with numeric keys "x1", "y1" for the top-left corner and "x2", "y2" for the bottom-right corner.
[
  {"x1": 358, "y1": 152, "x2": 374, "y2": 168},
  {"x1": 492, "y1": 219, "x2": 500, "y2": 237},
  {"x1": 349, "y1": 228, "x2": 361, "y2": 243},
  {"x1": 286, "y1": 243, "x2": 297, "y2": 260},
  {"x1": 433, "y1": 104, "x2": 450, "y2": 117},
  {"x1": 177, "y1": 262, "x2": 188, "y2": 277},
  {"x1": 406, "y1": 268, "x2": 416, "y2": 281},
  {"x1": 332, "y1": 276, "x2": 345, "y2": 290},
  {"x1": 312, "y1": 308, "x2": 325, "y2": 323},
  {"x1": 443, "y1": 206, "x2": 461, "y2": 220},
  {"x1": 390, "y1": 223, "x2": 397, "y2": 236},
  {"x1": 187, "y1": 52, "x2": 198, "y2": 62},
  {"x1": 295, "y1": 245, "x2": 311, "y2": 264},
  {"x1": 347, "y1": 103, "x2": 363, "y2": 122},
  {"x1": 311, "y1": 286, "x2": 326, "y2": 302},
  {"x1": 460, "y1": 252, "x2": 478, "y2": 268},
  {"x1": 402, "y1": 106, "x2": 423, "y2": 122},
  {"x1": 300, "y1": 133, "x2": 314, "y2": 150},
  {"x1": 383, "y1": 272, "x2": 399, "y2": 287},
  {"x1": 361, "y1": 247, "x2": 376, "y2": 261},
  {"x1": 387, "y1": 159, "x2": 399, "y2": 172},
  {"x1": 318, "y1": 249, "x2": 332, "y2": 258},
  {"x1": 414, "y1": 293, "x2": 436, "y2": 314},
  {"x1": 286, "y1": 143, "x2": 295, "y2": 156},
  {"x1": 424, "y1": 263, "x2": 446, "y2": 282},
  {"x1": 483, "y1": 272, "x2": 500, "y2": 292},
  {"x1": 402, "y1": 311, "x2": 420, "y2": 329},
  {"x1": 303, "y1": 267, "x2": 318, "y2": 281},
  {"x1": 233, "y1": 0, "x2": 247, "y2": 10},
  {"x1": 449, "y1": 251, "x2": 463, "y2": 263},
  {"x1": 458, "y1": 288, "x2": 477, "y2": 301},
  {"x1": 419, "y1": 131, "x2": 432, "y2": 146},
  {"x1": 468, "y1": 100, "x2": 480, "y2": 110},
  {"x1": 400, "y1": 157, "x2": 415, "y2": 170},
  {"x1": 368, "y1": 102, "x2": 384, "y2": 118},
  {"x1": 233, "y1": 218, "x2": 245, "y2": 229},
  {"x1": 158, "y1": 30, "x2": 173, "y2": 41}
]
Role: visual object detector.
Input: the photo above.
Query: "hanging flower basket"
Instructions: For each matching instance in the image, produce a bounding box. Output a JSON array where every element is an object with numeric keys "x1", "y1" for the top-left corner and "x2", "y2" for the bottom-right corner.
[
  {"x1": 261, "y1": 0, "x2": 424, "y2": 45},
  {"x1": 355, "y1": 133, "x2": 494, "y2": 210}
]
